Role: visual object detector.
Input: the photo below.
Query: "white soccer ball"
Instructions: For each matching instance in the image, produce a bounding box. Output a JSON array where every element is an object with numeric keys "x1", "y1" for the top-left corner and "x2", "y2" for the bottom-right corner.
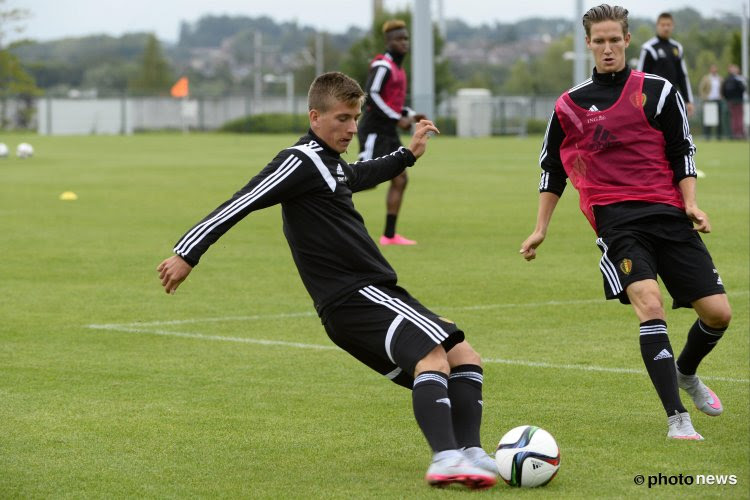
[
  {"x1": 495, "y1": 425, "x2": 560, "y2": 487},
  {"x1": 16, "y1": 142, "x2": 33, "y2": 158}
]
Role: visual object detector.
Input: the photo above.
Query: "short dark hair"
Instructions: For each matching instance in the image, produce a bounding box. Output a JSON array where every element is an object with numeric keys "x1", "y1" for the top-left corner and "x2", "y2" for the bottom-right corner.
[
  {"x1": 307, "y1": 72, "x2": 364, "y2": 112},
  {"x1": 582, "y1": 4, "x2": 629, "y2": 37},
  {"x1": 657, "y1": 12, "x2": 673, "y2": 22}
]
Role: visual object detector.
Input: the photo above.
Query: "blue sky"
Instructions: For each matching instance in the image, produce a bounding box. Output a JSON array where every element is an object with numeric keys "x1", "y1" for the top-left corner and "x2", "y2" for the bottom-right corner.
[{"x1": 11, "y1": 0, "x2": 748, "y2": 43}]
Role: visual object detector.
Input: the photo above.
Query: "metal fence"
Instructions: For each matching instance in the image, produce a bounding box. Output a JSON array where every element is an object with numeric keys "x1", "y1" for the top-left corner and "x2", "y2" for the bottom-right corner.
[
  {"x1": 35, "y1": 95, "x2": 304, "y2": 135},
  {"x1": 20, "y1": 93, "x2": 749, "y2": 136}
]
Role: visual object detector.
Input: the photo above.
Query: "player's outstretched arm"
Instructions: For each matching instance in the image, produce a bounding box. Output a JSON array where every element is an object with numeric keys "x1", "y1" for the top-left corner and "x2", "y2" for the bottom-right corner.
[
  {"x1": 157, "y1": 255, "x2": 193, "y2": 294},
  {"x1": 520, "y1": 192, "x2": 560, "y2": 261},
  {"x1": 407, "y1": 120, "x2": 440, "y2": 159}
]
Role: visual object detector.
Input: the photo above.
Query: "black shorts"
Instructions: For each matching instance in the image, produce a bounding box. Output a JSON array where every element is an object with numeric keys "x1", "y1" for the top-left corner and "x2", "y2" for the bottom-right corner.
[
  {"x1": 323, "y1": 284, "x2": 465, "y2": 389},
  {"x1": 357, "y1": 130, "x2": 403, "y2": 161},
  {"x1": 595, "y1": 215, "x2": 726, "y2": 308}
]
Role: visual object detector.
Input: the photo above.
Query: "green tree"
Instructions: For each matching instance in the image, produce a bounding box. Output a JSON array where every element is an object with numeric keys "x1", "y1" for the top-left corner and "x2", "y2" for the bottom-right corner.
[
  {"x1": 502, "y1": 36, "x2": 573, "y2": 96},
  {"x1": 0, "y1": 47, "x2": 41, "y2": 127},
  {"x1": 0, "y1": 2, "x2": 40, "y2": 128},
  {"x1": 503, "y1": 59, "x2": 537, "y2": 95},
  {"x1": 533, "y1": 35, "x2": 574, "y2": 95},
  {"x1": 83, "y1": 61, "x2": 138, "y2": 95},
  {"x1": 129, "y1": 34, "x2": 173, "y2": 96},
  {"x1": 293, "y1": 32, "x2": 343, "y2": 94}
]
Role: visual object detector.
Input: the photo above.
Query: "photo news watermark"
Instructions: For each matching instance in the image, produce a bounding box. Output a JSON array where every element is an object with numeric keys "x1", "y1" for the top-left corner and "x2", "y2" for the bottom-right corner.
[{"x1": 633, "y1": 473, "x2": 738, "y2": 488}]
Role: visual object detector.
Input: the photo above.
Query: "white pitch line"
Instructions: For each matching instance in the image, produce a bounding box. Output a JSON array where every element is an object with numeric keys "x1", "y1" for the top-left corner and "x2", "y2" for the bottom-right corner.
[
  {"x1": 89, "y1": 290, "x2": 750, "y2": 329},
  {"x1": 87, "y1": 311, "x2": 316, "y2": 329},
  {"x1": 87, "y1": 323, "x2": 750, "y2": 384},
  {"x1": 87, "y1": 323, "x2": 336, "y2": 351},
  {"x1": 483, "y1": 358, "x2": 749, "y2": 383}
]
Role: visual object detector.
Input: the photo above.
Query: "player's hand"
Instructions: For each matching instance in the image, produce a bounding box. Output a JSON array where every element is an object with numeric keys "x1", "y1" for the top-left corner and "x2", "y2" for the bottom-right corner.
[
  {"x1": 397, "y1": 116, "x2": 412, "y2": 130},
  {"x1": 520, "y1": 231, "x2": 546, "y2": 261},
  {"x1": 686, "y1": 102, "x2": 695, "y2": 118},
  {"x1": 686, "y1": 206, "x2": 711, "y2": 233},
  {"x1": 412, "y1": 113, "x2": 427, "y2": 123},
  {"x1": 157, "y1": 255, "x2": 193, "y2": 294},
  {"x1": 407, "y1": 120, "x2": 440, "y2": 159}
]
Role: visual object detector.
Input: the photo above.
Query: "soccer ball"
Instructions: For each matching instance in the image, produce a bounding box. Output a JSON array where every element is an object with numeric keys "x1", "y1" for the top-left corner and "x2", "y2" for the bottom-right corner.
[
  {"x1": 0, "y1": 143, "x2": 8, "y2": 158},
  {"x1": 16, "y1": 142, "x2": 33, "y2": 158},
  {"x1": 495, "y1": 425, "x2": 560, "y2": 487}
]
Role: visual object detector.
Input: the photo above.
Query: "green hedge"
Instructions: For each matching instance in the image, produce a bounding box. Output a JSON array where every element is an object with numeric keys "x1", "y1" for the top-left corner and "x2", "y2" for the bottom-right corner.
[
  {"x1": 220, "y1": 114, "x2": 309, "y2": 134},
  {"x1": 220, "y1": 113, "x2": 460, "y2": 136}
]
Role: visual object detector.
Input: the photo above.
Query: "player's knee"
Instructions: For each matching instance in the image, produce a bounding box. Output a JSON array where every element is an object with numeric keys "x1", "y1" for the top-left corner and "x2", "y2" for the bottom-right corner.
[
  {"x1": 459, "y1": 347, "x2": 482, "y2": 368},
  {"x1": 639, "y1": 302, "x2": 664, "y2": 321},
  {"x1": 447, "y1": 341, "x2": 483, "y2": 368},
  {"x1": 392, "y1": 172, "x2": 408, "y2": 189},
  {"x1": 414, "y1": 345, "x2": 449, "y2": 376},
  {"x1": 636, "y1": 294, "x2": 664, "y2": 320},
  {"x1": 701, "y1": 307, "x2": 732, "y2": 330}
]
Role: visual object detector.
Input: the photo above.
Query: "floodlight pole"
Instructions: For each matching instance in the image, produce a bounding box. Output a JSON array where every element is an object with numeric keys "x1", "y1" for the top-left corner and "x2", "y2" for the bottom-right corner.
[
  {"x1": 254, "y1": 32, "x2": 263, "y2": 108},
  {"x1": 743, "y1": 3, "x2": 749, "y2": 89},
  {"x1": 436, "y1": 0, "x2": 446, "y2": 39},
  {"x1": 573, "y1": 0, "x2": 587, "y2": 86},
  {"x1": 412, "y1": 0, "x2": 435, "y2": 120},
  {"x1": 315, "y1": 31, "x2": 324, "y2": 76},
  {"x1": 743, "y1": 2, "x2": 749, "y2": 137}
]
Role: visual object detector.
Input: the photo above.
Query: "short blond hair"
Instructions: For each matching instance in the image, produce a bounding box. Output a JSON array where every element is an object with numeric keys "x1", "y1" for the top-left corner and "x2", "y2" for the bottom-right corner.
[
  {"x1": 382, "y1": 19, "x2": 406, "y2": 34},
  {"x1": 308, "y1": 72, "x2": 365, "y2": 112},
  {"x1": 582, "y1": 4, "x2": 629, "y2": 37}
]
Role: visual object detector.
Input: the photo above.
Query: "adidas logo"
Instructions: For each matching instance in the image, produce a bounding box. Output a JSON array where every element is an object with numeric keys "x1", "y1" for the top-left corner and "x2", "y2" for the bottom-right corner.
[
  {"x1": 714, "y1": 269, "x2": 723, "y2": 286},
  {"x1": 589, "y1": 105, "x2": 600, "y2": 111},
  {"x1": 654, "y1": 349, "x2": 673, "y2": 361},
  {"x1": 435, "y1": 398, "x2": 451, "y2": 407},
  {"x1": 591, "y1": 124, "x2": 623, "y2": 150},
  {"x1": 336, "y1": 164, "x2": 347, "y2": 183},
  {"x1": 532, "y1": 460, "x2": 543, "y2": 470}
]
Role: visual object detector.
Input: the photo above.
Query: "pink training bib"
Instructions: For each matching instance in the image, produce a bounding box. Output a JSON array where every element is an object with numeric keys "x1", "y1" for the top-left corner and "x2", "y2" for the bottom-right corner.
[{"x1": 555, "y1": 70, "x2": 684, "y2": 231}]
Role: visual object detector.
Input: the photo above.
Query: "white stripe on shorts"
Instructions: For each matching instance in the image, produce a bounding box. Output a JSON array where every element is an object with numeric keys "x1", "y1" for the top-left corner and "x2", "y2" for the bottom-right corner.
[
  {"x1": 358, "y1": 133, "x2": 377, "y2": 161},
  {"x1": 385, "y1": 315, "x2": 404, "y2": 364},
  {"x1": 596, "y1": 237, "x2": 624, "y2": 296},
  {"x1": 385, "y1": 367, "x2": 403, "y2": 380},
  {"x1": 358, "y1": 286, "x2": 448, "y2": 345}
]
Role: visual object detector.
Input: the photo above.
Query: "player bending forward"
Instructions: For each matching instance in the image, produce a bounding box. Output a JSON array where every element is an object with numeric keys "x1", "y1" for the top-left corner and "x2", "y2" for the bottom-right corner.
[
  {"x1": 521, "y1": 5, "x2": 731, "y2": 440},
  {"x1": 158, "y1": 72, "x2": 498, "y2": 489}
]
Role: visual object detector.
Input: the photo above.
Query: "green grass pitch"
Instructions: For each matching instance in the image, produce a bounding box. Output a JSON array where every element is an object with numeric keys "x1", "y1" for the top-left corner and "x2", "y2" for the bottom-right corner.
[{"x1": 0, "y1": 132, "x2": 747, "y2": 498}]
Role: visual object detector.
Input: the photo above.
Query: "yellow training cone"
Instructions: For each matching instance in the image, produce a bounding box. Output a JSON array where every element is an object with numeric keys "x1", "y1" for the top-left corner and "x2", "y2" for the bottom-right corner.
[{"x1": 59, "y1": 191, "x2": 78, "y2": 201}]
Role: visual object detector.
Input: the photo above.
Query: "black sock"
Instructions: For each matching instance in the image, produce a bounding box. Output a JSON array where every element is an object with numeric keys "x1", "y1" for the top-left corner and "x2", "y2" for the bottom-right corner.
[
  {"x1": 412, "y1": 371, "x2": 458, "y2": 453},
  {"x1": 639, "y1": 320, "x2": 686, "y2": 417},
  {"x1": 677, "y1": 319, "x2": 727, "y2": 376},
  {"x1": 384, "y1": 214, "x2": 397, "y2": 238},
  {"x1": 448, "y1": 364, "x2": 484, "y2": 449}
]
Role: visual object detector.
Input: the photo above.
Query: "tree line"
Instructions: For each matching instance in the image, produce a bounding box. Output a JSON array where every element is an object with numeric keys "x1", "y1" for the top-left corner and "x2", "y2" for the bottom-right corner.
[{"x1": 0, "y1": 6, "x2": 744, "y2": 126}]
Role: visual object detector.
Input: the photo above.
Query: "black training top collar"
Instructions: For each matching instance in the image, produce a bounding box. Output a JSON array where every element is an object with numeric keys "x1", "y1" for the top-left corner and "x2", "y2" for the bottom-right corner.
[
  {"x1": 307, "y1": 129, "x2": 341, "y2": 157},
  {"x1": 386, "y1": 50, "x2": 406, "y2": 67},
  {"x1": 592, "y1": 66, "x2": 631, "y2": 86}
]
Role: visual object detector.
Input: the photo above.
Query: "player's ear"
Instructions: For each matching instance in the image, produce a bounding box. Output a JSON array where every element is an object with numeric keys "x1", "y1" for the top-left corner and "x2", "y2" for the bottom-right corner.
[
  {"x1": 624, "y1": 32, "x2": 631, "y2": 48},
  {"x1": 309, "y1": 108, "x2": 320, "y2": 126}
]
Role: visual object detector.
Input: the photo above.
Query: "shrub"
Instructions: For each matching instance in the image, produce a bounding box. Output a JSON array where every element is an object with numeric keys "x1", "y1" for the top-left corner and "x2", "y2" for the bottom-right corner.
[{"x1": 220, "y1": 114, "x2": 309, "y2": 134}]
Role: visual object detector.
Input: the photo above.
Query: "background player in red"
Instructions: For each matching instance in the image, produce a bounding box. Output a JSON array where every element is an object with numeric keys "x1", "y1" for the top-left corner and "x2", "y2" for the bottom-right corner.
[
  {"x1": 521, "y1": 4, "x2": 731, "y2": 441},
  {"x1": 358, "y1": 19, "x2": 426, "y2": 246}
]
